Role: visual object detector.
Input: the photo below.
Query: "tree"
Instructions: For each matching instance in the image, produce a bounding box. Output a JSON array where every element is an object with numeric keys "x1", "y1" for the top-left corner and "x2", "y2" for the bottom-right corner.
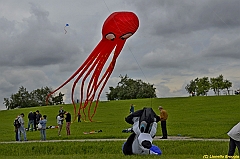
[
  {"x1": 210, "y1": 74, "x2": 232, "y2": 96},
  {"x1": 185, "y1": 79, "x2": 197, "y2": 95},
  {"x1": 106, "y1": 75, "x2": 156, "y2": 100},
  {"x1": 52, "y1": 92, "x2": 64, "y2": 105},
  {"x1": 196, "y1": 77, "x2": 210, "y2": 96},
  {"x1": 3, "y1": 86, "x2": 64, "y2": 110},
  {"x1": 223, "y1": 79, "x2": 232, "y2": 95},
  {"x1": 186, "y1": 74, "x2": 232, "y2": 96}
]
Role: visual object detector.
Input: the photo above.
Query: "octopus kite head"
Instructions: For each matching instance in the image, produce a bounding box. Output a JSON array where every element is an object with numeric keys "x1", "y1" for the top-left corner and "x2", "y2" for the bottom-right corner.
[{"x1": 102, "y1": 11, "x2": 139, "y2": 41}]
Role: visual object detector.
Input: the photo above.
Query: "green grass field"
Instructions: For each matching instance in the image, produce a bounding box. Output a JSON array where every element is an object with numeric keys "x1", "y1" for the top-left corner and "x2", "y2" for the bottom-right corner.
[{"x1": 0, "y1": 95, "x2": 240, "y2": 158}]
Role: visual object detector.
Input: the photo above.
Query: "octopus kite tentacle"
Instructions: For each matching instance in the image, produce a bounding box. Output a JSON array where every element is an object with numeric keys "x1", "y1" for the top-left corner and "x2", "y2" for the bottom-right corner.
[
  {"x1": 46, "y1": 11, "x2": 139, "y2": 122},
  {"x1": 87, "y1": 41, "x2": 126, "y2": 121}
]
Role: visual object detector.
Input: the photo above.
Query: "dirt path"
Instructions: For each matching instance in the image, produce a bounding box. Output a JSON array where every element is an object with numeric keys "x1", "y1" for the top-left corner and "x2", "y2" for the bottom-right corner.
[
  {"x1": 154, "y1": 136, "x2": 229, "y2": 141},
  {"x1": 0, "y1": 136, "x2": 229, "y2": 144}
]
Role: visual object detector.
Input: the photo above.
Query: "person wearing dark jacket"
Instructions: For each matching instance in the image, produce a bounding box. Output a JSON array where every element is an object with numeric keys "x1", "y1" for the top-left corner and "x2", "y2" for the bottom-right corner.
[
  {"x1": 78, "y1": 112, "x2": 81, "y2": 122},
  {"x1": 13, "y1": 116, "x2": 20, "y2": 141},
  {"x1": 65, "y1": 111, "x2": 71, "y2": 135},
  {"x1": 27, "y1": 111, "x2": 35, "y2": 131},
  {"x1": 33, "y1": 112, "x2": 37, "y2": 131},
  {"x1": 36, "y1": 110, "x2": 42, "y2": 124}
]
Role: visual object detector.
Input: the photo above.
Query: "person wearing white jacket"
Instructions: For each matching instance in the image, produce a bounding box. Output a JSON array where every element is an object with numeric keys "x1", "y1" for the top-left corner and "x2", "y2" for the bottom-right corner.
[
  {"x1": 227, "y1": 122, "x2": 240, "y2": 157},
  {"x1": 57, "y1": 113, "x2": 64, "y2": 136}
]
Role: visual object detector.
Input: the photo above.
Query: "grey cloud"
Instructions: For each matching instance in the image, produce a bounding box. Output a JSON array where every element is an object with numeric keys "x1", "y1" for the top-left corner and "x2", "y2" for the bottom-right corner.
[
  {"x1": 203, "y1": 37, "x2": 240, "y2": 59},
  {"x1": 133, "y1": 0, "x2": 240, "y2": 36},
  {"x1": 141, "y1": 41, "x2": 194, "y2": 69},
  {"x1": 0, "y1": 3, "x2": 80, "y2": 67}
]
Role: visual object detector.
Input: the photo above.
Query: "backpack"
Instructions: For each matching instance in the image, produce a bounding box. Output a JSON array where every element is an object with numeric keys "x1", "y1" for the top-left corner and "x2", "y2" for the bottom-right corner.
[{"x1": 14, "y1": 118, "x2": 21, "y2": 128}]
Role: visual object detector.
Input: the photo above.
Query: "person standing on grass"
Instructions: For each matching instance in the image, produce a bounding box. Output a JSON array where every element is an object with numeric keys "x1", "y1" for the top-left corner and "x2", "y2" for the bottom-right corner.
[
  {"x1": 78, "y1": 112, "x2": 81, "y2": 122},
  {"x1": 65, "y1": 111, "x2": 71, "y2": 135},
  {"x1": 158, "y1": 106, "x2": 168, "y2": 139},
  {"x1": 129, "y1": 104, "x2": 134, "y2": 114},
  {"x1": 18, "y1": 113, "x2": 27, "y2": 141},
  {"x1": 27, "y1": 111, "x2": 35, "y2": 131},
  {"x1": 13, "y1": 116, "x2": 20, "y2": 141},
  {"x1": 57, "y1": 113, "x2": 64, "y2": 136},
  {"x1": 39, "y1": 115, "x2": 47, "y2": 140},
  {"x1": 227, "y1": 122, "x2": 240, "y2": 157},
  {"x1": 36, "y1": 110, "x2": 42, "y2": 125},
  {"x1": 33, "y1": 111, "x2": 37, "y2": 131}
]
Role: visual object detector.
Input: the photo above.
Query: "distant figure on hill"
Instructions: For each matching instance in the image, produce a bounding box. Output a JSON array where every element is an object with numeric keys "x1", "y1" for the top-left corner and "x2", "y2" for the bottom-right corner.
[
  {"x1": 59, "y1": 106, "x2": 64, "y2": 114},
  {"x1": 78, "y1": 112, "x2": 81, "y2": 122},
  {"x1": 158, "y1": 106, "x2": 168, "y2": 139},
  {"x1": 129, "y1": 104, "x2": 134, "y2": 114},
  {"x1": 235, "y1": 90, "x2": 239, "y2": 95},
  {"x1": 227, "y1": 122, "x2": 240, "y2": 157}
]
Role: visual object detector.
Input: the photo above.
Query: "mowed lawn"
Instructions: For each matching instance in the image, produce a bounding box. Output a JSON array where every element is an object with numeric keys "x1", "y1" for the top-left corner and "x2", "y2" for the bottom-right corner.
[{"x1": 0, "y1": 95, "x2": 239, "y2": 158}]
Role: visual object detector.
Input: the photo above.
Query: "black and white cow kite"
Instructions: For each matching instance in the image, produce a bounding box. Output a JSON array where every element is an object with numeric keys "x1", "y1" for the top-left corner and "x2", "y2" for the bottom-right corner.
[{"x1": 122, "y1": 107, "x2": 162, "y2": 155}]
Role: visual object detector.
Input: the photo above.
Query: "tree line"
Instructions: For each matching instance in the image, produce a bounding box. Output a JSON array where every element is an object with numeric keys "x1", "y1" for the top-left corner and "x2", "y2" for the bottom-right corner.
[
  {"x1": 185, "y1": 74, "x2": 232, "y2": 96},
  {"x1": 4, "y1": 75, "x2": 155, "y2": 109},
  {"x1": 3, "y1": 86, "x2": 64, "y2": 110},
  {"x1": 106, "y1": 75, "x2": 156, "y2": 100},
  {"x1": 4, "y1": 74, "x2": 232, "y2": 109}
]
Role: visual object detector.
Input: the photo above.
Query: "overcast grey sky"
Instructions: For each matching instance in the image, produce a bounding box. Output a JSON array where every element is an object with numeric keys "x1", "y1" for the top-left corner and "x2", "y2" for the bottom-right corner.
[{"x1": 1, "y1": 0, "x2": 240, "y2": 110}]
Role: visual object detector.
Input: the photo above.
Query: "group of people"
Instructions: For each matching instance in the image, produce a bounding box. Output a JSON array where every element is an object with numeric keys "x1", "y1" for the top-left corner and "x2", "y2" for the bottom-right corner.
[
  {"x1": 13, "y1": 104, "x2": 240, "y2": 157},
  {"x1": 13, "y1": 107, "x2": 73, "y2": 141},
  {"x1": 56, "y1": 107, "x2": 72, "y2": 136},
  {"x1": 27, "y1": 110, "x2": 42, "y2": 131},
  {"x1": 13, "y1": 110, "x2": 45, "y2": 141}
]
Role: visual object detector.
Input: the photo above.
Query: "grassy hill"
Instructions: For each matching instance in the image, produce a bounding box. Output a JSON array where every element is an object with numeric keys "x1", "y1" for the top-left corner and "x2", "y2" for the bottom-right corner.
[
  {"x1": 0, "y1": 95, "x2": 239, "y2": 158},
  {"x1": 1, "y1": 95, "x2": 239, "y2": 141}
]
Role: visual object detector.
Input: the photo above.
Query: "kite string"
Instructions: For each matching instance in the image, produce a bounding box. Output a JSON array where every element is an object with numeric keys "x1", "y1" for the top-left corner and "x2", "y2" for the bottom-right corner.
[
  {"x1": 102, "y1": 0, "x2": 111, "y2": 13},
  {"x1": 64, "y1": 26, "x2": 67, "y2": 34}
]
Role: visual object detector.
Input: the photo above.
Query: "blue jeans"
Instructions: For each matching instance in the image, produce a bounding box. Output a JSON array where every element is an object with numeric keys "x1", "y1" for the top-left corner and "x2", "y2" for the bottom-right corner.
[
  {"x1": 40, "y1": 129, "x2": 46, "y2": 140},
  {"x1": 28, "y1": 120, "x2": 34, "y2": 131},
  {"x1": 18, "y1": 126, "x2": 27, "y2": 141}
]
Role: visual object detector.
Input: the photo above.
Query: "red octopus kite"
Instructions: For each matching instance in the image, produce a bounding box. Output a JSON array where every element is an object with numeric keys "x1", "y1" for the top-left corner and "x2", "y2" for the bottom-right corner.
[{"x1": 46, "y1": 11, "x2": 139, "y2": 122}]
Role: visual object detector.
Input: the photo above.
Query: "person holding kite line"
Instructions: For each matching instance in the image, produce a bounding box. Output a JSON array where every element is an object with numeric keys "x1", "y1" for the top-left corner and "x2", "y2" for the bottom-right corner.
[{"x1": 158, "y1": 106, "x2": 168, "y2": 139}]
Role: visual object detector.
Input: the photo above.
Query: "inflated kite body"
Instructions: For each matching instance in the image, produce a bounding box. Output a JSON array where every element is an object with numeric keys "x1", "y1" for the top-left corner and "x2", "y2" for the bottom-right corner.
[
  {"x1": 122, "y1": 107, "x2": 162, "y2": 155},
  {"x1": 46, "y1": 12, "x2": 139, "y2": 121}
]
